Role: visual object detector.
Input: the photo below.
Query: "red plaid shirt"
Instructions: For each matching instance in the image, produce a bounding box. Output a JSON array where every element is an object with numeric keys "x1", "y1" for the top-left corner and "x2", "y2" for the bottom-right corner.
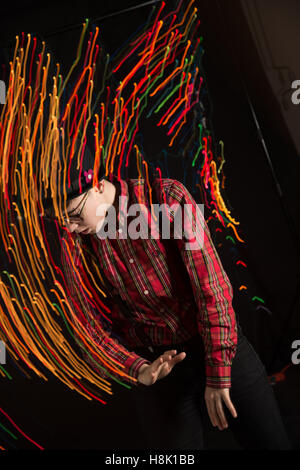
[{"x1": 61, "y1": 176, "x2": 238, "y2": 388}]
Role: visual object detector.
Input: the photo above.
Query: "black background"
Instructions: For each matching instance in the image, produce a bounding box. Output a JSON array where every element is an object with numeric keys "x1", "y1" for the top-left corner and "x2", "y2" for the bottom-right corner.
[{"x1": 0, "y1": 0, "x2": 299, "y2": 450}]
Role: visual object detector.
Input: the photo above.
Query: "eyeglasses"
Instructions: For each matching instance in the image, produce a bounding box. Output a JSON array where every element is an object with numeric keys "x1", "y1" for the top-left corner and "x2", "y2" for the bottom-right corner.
[
  {"x1": 64, "y1": 189, "x2": 90, "y2": 224},
  {"x1": 42, "y1": 189, "x2": 90, "y2": 224}
]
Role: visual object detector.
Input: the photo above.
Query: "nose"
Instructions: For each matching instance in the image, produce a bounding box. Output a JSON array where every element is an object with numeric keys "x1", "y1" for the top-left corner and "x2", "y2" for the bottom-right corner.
[
  {"x1": 67, "y1": 223, "x2": 91, "y2": 234},
  {"x1": 67, "y1": 223, "x2": 79, "y2": 233}
]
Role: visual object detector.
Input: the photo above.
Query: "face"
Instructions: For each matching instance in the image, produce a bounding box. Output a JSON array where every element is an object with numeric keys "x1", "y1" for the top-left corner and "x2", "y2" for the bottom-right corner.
[{"x1": 64, "y1": 181, "x2": 109, "y2": 235}]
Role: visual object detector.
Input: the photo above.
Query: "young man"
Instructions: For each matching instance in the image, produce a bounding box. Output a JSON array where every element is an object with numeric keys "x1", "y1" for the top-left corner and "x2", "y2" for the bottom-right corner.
[{"x1": 45, "y1": 172, "x2": 291, "y2": 450}]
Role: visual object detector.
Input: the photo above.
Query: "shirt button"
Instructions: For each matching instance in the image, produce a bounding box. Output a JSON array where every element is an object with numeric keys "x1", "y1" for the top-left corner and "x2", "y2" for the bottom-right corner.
[
  {"x1": 118, "y1": 228, "x2": 123, "y2": 233},
  {"x1": 129, "y1": 258, "x2": 134, "y2": 263},
  {"x1": 144, "y1": 290, "x2": 149, "y2": 295}
]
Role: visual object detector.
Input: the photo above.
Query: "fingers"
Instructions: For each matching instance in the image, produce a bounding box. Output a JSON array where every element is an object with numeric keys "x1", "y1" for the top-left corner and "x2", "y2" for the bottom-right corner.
[
  {"x1": 223, "y1": 394, "x2": 238, "y2": 419},
  {"x1": 138, "y1": 349, "x2": 186, "y2": 386},
  {"x1": 205, "y1": 399, "x2": 218, "y2": 429},
  {"x1": 154, "y1": 350, "x2": 185, "y2": 367},
  {"x1": 171, "y1": 351, "x2": 186, "y2": 366},
  {"x1": 152, "y1": 350, "x2": 176, "y2": 371},
  {"x1": 162, "y1": 349, "x2": 186, "y2": 364},
  {"x1": 205, "y1": 388, "x2": 238, "y2": 431},
  {"x1": 151, "y1": 350, "x2": 186, "y2": 378},
  {"x1": 215, "y1": 396, "x2": 228, "y2": 429},
  {"x1": 205, "y1": 395, "x2": 224, "y2": 430},
  {"x1": 151, "y1": 351, "x2": 172, "y2": 372},
  {"x1": 148, "y1": 354, "x2": 169, "y2": 384},
  {"x1": 208, "y1": 400, "x2": 225, "y2": 430},
  {"x1": 152, "y1": 356, "x2": 164, "y2": 374}
]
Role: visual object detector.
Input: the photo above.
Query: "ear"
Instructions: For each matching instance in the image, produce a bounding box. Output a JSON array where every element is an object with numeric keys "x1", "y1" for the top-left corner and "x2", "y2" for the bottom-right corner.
[
  {"x1": 92, "y1": 185, "x2": 102, "y2": 198},
  {"x1": 95, "y1": 180, "x2": 105, "y2": 194}
]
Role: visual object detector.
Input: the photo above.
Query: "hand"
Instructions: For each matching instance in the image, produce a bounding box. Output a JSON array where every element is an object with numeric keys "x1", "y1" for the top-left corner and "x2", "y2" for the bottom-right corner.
[
  {"x1": 137, "y1": 349, "x2": 186, "y2": 386},
  {"x1": 204, "y1": 386, "x2": 238, "y2": 431}
]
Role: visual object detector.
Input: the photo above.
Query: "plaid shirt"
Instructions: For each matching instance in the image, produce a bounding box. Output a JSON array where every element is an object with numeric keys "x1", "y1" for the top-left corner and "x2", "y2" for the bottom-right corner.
[{"x1": 61, "y1": 176, "x2": 238, "y2": 388}]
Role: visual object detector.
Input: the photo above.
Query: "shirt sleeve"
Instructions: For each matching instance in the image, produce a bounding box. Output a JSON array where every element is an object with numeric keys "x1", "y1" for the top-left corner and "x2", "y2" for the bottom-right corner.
[
  {"x1": 165, "y1": 180, "x2": 238, "y2": 389},
  {"x1": 60, "y1": 231, "x2": 150, "y2": 387}
]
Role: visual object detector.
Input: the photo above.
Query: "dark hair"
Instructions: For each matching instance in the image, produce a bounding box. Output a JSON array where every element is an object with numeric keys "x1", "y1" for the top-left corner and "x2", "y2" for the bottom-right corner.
[
  {"x1": 43, "y1": 204, "x2": 56, "y2": 219},
  {"x1": 43, "y1": 198, "x2": 72, "y2": 220},
  {"x1": 42, "y1": 186, "x2": 91, "y2": 220}
]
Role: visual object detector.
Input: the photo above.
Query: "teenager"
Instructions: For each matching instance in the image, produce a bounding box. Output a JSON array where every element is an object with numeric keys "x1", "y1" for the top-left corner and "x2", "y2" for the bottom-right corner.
[{"x1": 44, "y1": 172, "x2": 291, "y2": 450}]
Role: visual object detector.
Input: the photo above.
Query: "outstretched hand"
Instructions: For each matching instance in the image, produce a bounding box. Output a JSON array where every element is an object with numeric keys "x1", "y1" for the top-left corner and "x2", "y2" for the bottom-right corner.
[
  {"x1": 137, "y1": 349, "x2": 186, "y2": 386},
  {"x1": 205, "y1": 386, "x2": 238, "y2": 430}
]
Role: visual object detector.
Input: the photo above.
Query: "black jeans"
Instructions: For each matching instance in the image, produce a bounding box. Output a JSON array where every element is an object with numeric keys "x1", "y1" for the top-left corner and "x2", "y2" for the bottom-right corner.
[{"x1": 132, "y1": 325, "x2": 292, "y2": 450}]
